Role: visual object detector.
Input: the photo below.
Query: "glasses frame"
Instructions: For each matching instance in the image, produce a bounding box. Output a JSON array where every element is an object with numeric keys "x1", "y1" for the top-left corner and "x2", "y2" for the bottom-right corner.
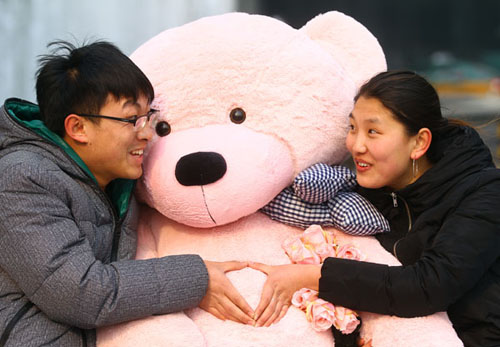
[{"x1": 77, "y1": 109, "x2": 159, "y2": 131}]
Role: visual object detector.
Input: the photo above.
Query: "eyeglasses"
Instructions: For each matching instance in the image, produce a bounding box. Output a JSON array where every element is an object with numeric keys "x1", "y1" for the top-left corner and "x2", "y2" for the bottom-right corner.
[{"x1": 78, "y1": 109, "x2": 159, "y2": 132}]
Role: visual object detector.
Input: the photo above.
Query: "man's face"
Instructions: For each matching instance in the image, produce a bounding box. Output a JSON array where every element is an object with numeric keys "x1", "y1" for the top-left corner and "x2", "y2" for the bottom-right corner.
[{"x1": 84, "y1": 94, "x2": 153, "y2": 189}]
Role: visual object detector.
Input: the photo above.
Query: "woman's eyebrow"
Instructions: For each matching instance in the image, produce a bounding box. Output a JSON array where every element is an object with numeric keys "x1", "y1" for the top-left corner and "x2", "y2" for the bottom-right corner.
[
  {"x1": 365, "y1": 117, "x2": 381, "y2": 124},
  {"x1": 349, "y1": 113, "x2": 380, "y2": 124}
]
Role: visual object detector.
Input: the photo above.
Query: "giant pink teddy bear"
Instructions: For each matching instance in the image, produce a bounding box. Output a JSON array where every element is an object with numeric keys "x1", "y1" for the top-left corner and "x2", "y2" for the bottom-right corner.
[{"x1": 97, "y1": 11, "x2": 463, "y2": 347}]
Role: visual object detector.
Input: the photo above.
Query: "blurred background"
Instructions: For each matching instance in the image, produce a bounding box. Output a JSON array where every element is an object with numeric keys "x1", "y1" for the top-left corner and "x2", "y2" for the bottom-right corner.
[{"x1": 1, "y1": 0, "x2": 499, "y2": 165}]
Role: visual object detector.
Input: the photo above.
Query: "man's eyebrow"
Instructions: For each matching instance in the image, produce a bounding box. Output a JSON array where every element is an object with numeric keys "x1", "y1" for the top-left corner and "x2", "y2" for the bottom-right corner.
[
  {"x1": 123, "y1": 99, "x2": 137, "y2": 106},
  {"x1": 122, "y1": 98, "x2": 142, "y2": 112}
]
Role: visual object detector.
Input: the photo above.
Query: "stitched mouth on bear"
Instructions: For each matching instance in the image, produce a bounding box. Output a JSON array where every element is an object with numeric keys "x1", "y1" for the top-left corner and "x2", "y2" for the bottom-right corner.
[{"x1": 175, "y1": 151, "x2": 228, "y2": 224}]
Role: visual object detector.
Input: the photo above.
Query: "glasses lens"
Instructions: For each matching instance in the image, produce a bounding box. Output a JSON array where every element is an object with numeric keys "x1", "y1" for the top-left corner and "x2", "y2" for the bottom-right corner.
[
  {"x1": 134, "y1": 116, "x2": 148, "y2": 131},
  {"x1": 133, "y1": 111, "x2": 159, "y2": 132},
  {"x1": 150, "y1": 112, "x2": 158, "y2": 127}
]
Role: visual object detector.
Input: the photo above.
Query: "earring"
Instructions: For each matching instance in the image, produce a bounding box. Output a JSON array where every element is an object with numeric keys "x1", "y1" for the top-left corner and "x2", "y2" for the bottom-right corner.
[{"x1": 412, "y1": 158, "x2": 419, "y2": 178}]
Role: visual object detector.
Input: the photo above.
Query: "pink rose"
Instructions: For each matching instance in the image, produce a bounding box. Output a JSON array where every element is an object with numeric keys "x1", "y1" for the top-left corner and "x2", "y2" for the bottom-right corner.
[
  {"x1": 315, "y1": 242, "x2": 336, "y2": 262},
  {"x1": 282, "y1": 236, "x2": 302, "y2": 257},
  {"x1": 282, "y1": 236, "x2": 321, "y2": 264},
  {"x1": 306, "y1": 299, "x2": 336, "y2": 332},
  {"x1": 333, "y1": 306, "x2": 360, "y2": 334},
  {"x1": 336, "y1": 244, "x2": 364, "y2": 261},
  {"x1": 323, "y1": 230, "x2": 336, "y2": 245},
  {"x1": 301, "y1": 225, "x2": 328, "y2": 248},
  {"x1": 283, "y1": 228, "x2": 362, "y2": 335},
  {"x1": 297, "y1": 245, "x2": 322, "y2": 264},
  {"x1": 291, "y1": 288, "x2": 318, "y2": 310}
]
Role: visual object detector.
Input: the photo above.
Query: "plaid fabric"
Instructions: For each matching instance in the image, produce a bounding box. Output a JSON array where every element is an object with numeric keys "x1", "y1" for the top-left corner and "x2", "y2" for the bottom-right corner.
[
  {"x1": 261, "y1": 164, "x2": 390, "y2": 235},
  {"x1": 293, "y1": 163, "x2": 357, "y2": 203},
  {"x1": 261, "y1": 187, "x2": 333, "y2": 228},
  {"x1": 328, "y1": 192, "x2": 390, "y2": 235}
]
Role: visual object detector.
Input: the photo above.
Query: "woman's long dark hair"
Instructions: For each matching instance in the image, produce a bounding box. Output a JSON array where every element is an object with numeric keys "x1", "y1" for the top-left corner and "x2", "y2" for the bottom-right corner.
[{"x1": 355, "y1": 70, "x2": 466, "y2": 163}]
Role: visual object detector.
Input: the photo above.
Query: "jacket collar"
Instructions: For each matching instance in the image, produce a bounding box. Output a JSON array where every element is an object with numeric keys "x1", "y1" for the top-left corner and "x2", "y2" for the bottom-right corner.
[
  {"x1": 3, "y1": 98, "x2": 98, "y2": 182},
  {"x1": 1, "y1": 98, "x2": 135, "y2": 218},
  {"x1": 398, "y1": 125, "x2": 494, "y2": 211},
  {"x1": 359, "y1": 125, "x2": 495, "y2": 215}
]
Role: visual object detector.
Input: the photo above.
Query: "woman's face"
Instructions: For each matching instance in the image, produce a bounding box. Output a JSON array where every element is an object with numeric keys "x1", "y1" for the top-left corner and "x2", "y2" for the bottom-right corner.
[{"x1": 346, "y1": 96, "x2": 416, "y2": 190}]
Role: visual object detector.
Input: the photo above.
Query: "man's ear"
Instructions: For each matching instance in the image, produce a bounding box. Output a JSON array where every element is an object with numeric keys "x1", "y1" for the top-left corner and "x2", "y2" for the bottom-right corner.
[
  {"x1": 64, "y1": 114, "x2": 89, "y2": 144},
  {"x1": 411, "y1": 127, "x2": 432, "y2": 160}
]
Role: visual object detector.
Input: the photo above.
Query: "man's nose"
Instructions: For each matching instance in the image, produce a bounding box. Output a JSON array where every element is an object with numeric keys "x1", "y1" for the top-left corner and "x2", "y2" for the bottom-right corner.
[{"x1": 136, "y1": 125, "x2": 154, "y2": 141}]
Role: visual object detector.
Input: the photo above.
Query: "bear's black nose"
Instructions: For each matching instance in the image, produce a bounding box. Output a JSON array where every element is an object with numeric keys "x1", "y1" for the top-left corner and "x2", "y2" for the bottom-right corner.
[{"x1": 175, "y1": 152, "x2": 227, "y2": 186}]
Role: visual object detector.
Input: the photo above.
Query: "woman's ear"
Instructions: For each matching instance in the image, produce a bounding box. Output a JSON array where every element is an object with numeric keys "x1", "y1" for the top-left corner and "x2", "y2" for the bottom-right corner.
[
  {"x1": 64, "y1": 114, "x2": 89, "y2": 144},
  {"x1": 411, "y1": 127, "x2": 432, "y2": 160}
]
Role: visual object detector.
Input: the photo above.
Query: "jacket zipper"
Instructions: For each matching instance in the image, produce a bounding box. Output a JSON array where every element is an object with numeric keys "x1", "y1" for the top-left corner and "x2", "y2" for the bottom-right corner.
[
  {"x1": 391, "y1": 192, "x2": 412, "y2": 260},
  {"x1": 89, "y1": 184, "x2": 120, "y2": 262},
  {"x1": 0, "y1": 301, "x2": 34, "y2": 347},
  {"x1": 111, "y1": 218, "x2": 122, "y2": 262},
  {"x1": 390, "y1": 192, "x2": 398, "y2": 207},
  {"x1": 0, "y1": 301, "x2": 88, "y2": 347}
]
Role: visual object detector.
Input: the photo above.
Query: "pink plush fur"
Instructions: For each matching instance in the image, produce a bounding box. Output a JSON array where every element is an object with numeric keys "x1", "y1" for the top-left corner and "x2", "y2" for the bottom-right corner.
[{"x1": 97, "y1": 12, "x2": 463, "y2": 346}]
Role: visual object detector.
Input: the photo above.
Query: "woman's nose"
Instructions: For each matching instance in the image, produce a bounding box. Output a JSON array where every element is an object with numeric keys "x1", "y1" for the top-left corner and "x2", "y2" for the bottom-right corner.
[{"x1": 349, "y1": 134, "x2": 367, "y2": 154}]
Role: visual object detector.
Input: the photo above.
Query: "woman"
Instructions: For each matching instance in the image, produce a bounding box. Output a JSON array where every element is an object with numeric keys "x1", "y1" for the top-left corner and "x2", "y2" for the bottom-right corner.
[{"x1": 250, "y1": 71, "x2": 500, "y2": 347}]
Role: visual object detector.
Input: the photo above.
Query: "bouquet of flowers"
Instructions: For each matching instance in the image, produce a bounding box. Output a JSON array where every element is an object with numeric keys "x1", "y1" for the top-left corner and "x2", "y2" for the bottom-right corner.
[{"x1": 283, "y1": 225, "x2": 364, "y2": 334}]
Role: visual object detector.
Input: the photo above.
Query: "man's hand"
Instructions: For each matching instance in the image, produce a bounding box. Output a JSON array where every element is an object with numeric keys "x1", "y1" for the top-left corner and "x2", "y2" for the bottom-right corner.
[
  {"x1": 248, "y1": 262, "x2": 321, "y2": 327},
  {"x1": 199, "y1": 260, "x2": 254, "y2": 325}
]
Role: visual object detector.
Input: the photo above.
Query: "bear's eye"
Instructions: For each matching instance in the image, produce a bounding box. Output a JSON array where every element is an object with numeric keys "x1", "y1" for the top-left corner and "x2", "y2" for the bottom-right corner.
[
  {"x1": 229, "y1": 108, "x2": 246, "y2": 124},
  {"x1": 156, "y1": 121, "x2": 171, "y2": 137}
]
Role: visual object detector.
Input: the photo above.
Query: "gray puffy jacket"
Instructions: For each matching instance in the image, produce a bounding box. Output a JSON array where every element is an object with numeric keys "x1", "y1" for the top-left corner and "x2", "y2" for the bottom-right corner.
[{"x1": 0, "y1": 98, "x2": 208, "y2": 346}]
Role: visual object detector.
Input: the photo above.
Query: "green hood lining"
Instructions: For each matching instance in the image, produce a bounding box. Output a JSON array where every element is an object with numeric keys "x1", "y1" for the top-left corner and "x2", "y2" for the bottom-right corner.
[{"x1": 5, "y1": 99, "x2": 134, "y2": 218}]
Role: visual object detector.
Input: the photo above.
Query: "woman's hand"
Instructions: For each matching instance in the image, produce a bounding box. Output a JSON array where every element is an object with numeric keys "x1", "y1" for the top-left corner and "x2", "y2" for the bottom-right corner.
[
  {"x1": 249, "y1": 262, "x2": 321, "y2": 327},
  {"x1": 199, "y1": 260, "x2": 255, "y2": 325}
]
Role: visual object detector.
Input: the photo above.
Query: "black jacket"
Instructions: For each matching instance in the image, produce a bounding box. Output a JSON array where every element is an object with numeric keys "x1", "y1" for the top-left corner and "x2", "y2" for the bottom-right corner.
[{"x1": 318, "y1": 126, "x2": 500, "y2": 347}]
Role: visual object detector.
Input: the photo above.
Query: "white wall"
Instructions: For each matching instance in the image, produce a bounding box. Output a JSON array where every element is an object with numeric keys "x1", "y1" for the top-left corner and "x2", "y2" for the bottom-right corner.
[{"x1": 0, "y1": 0, "x2": 238, "y2": 103}]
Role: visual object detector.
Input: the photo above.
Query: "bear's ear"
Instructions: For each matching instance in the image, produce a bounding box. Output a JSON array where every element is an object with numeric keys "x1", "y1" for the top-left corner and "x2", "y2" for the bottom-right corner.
[{"x1": 300, "y1": 11, "x2": 387, "y2": 89}]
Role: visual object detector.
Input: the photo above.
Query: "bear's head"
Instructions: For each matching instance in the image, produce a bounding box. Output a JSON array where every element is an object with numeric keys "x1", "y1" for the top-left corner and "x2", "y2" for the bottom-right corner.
[{"x1": 131, "y1": 11, "x2": 386, "y2": 228}]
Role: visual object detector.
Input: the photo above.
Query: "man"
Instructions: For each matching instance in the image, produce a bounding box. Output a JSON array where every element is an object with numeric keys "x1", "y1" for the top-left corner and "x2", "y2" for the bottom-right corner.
[{"x1": 0, "y1": 40, "x2": 253, "y2": 346}]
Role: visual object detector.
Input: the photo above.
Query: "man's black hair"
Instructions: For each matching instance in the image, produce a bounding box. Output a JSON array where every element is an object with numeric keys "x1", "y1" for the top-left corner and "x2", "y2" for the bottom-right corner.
[{"x1": 36, "y1": 40, "x2": 154, "y2": 136}]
